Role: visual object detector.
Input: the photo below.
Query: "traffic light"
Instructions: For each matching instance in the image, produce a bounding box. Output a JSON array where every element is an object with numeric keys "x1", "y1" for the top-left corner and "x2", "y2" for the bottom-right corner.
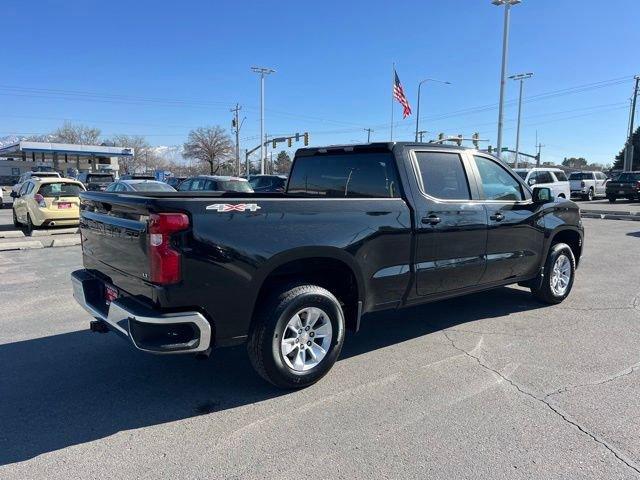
[
  {"x1": 295, "y1": 132, "x2": 300, "y2": 142},
  {"x1": 287, "y1": 137, "x2": 292, "y2": 148},
  {"x1": 272, "y1": 139, "x2": 277, "y2": 148},
  {"x1": 304, "y1": 132, "x2": 309, "y2": 146},
  {"x1": 438, "y1": 133, "x2": 445, "y2": 141},
  {"x1": 472, "y1": 132, "x2": 479, "y2": 148},
  {"x1": 231, "y1": 118, "x2": 237, "y2": 128},
  {"x1": 455, "y1": 135, "x2": 463, "y2": 147},
  {"x1": 488, "y1": 145, "x2": 493, "y2": 153}
]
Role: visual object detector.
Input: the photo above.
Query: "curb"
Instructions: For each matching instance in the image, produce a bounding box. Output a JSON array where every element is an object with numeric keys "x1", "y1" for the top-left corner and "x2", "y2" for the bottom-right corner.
[
  {"x1": 581, "y1": 212, "x2": 640, "y2": 221},
  {"x1": 51, "y1": 237, "x2": 82, "y2": 248},
  {"x1": 581, "y1": 209, "x2": 639, "y2": 217},
  {"x1": 0, "y1": 240, "x2": 44, "y2": 251},
  {"x1": 0, "y1": 230, "x2": 25, "y2": 239},
  {"x1": 32, "y1": 227, "x2": 80, "y2": 237}
]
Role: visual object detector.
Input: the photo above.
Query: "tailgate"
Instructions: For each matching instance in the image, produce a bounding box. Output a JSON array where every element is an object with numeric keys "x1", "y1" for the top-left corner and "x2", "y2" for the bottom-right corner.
[{"x1": 79, "y1": 193, "x2": 151, "y2": 282}]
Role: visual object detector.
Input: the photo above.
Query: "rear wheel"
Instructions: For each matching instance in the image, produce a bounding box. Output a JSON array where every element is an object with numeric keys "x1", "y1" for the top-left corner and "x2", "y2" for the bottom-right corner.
[
  {"x1": 583, "y1": 188, "x2": 594, "y2": 201},
  {"x1": 530, "y1": 243, "x2": 576, "y2": 304},
  {"x1": 248, "y1": 284, "x2": 345, "y2": 389}
]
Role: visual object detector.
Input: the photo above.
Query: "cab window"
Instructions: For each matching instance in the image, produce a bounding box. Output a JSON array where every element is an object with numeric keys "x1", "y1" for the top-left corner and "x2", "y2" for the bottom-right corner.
[
  {"x1": 413, "y1": 152, "x2": 470, "y2": 200},
  {"x1": 473, "y1": 156, "x2": 524, "y2": 201}
]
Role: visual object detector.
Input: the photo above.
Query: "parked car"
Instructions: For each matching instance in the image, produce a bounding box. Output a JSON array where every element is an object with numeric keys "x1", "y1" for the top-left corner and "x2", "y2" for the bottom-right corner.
[
  {"x1": 11, "y1": 171, "x2": 61, "y2": 196},
  {"x1": 177, "y1": 175, "x2": 254, "y2": 193},
  {"x1": 119, "y1": 174, "x2": 156, "y2": 181},
  {"x1": 76, "y1": 172, "x2": 115, "y2": 191},
  {"x1": 569, "y1": 171, "x2": 608, "y2": 201},
  {"x1": 105, "y1": 180, "x2": 176, "y2": 192},
  {"x1": 605, "y1": 171, "x2": 640, "y2": 202},
  {"x1": 513, "y1": 168, "x2": 570, "y2": 199},
  {"x1": 165, "y1": 176, "x2": 186, "y2": 189},
  {"x1": 72, "y1": 143, "x2": 583, "y2": 389},
  {"x1": 12, "y1": 177, "x2": 85, "y2": 235},
  {"x1": 248, "y1": 174, "x2": 288, "y2": 192}
]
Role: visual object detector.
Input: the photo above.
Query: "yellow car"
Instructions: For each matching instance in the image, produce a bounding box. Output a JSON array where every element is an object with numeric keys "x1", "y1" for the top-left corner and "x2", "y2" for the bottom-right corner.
[{"x1": 12, "y1": 177, "x2": 86, "y2": 235}]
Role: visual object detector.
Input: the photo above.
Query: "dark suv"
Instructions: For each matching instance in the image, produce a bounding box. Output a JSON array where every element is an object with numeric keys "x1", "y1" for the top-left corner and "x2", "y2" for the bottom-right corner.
[{"x1": 76, "y1": 172, "x2": 115, "y2": 191}]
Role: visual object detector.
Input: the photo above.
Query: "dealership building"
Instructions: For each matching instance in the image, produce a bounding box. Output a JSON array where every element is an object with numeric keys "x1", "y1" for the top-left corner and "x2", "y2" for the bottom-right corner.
[{"x1": 0, "y1": 141, "x2": 134, "y2": 183}]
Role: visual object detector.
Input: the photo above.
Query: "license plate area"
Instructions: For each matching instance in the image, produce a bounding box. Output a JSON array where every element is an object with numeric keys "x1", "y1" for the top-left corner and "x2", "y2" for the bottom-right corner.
[
  {"x1": 58, "y1": 202, "x2": 72, "y2": 209},
  {"x1": 104, "y1": 283, "x2": 119, "y2": 305}
]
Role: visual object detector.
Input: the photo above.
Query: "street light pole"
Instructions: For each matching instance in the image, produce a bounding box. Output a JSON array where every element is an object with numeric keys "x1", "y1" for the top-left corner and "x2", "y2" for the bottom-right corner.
[
  {"x1": 251, "y1": 66, "x2": 275, "y2": 174},
  {"x1": 509, "y1": 72, "x2": 533, "y2": 169},
  {"x1": 492, "y1": 0, "x2": 521, "y2": 159},
  {"x1": 415, "y1": 78, "x2": 451, "y2": 142}
]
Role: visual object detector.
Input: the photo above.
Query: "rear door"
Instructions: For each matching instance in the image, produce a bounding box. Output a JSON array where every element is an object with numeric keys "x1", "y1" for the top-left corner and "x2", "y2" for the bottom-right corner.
[
  {"x1": 470, "y1": 154, "x2": 544, "y2": 284},
  {"x1": 411, "y1": 149, "x2": 488, "y2": 296}
]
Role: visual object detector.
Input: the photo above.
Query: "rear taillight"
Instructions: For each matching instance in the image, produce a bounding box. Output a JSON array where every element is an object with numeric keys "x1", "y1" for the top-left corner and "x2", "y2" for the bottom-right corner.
[
  {"x1": 34, "y1": 193, "x2": 47, "y2": 208},
  {"x1": 580, "y1": 180, "x2": 585, "y2": 188},
  {"x1": 148, "y1": 213, "x2": 189, "y2": 285},
  {"x1": 636, "y1": 181, "x2": 640, "y2": 190}
]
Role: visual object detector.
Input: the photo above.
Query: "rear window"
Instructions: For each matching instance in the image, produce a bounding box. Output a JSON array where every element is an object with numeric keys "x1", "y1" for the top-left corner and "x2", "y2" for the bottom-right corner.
[
  {"x1": 38, "y1": 182, "x2": 84, "y2": 197},
  {"x1": 569, "y1": 172, "x2": 593, "y2": 180},
  {"x1": 32, "y1": 172, "x2": 60, "y2": 178},
  {"x1": 554, "y1": 171, "x2": 568, "y2": 181},
  {"x1": 212, "y1": 180, "x2": 253, "y2": 193},
  {"x1": 287, "y1": 152, "x2": 400, "y2": 197},
  {"x1": 87, "y1": 174, "x2": 114, "y2": 183},
  {"x1": 131, "y1": 182, "x2": 176, "y2": 192},
  {"x1": 617, "y1": 172, "x2": 640, "y2": 181}
]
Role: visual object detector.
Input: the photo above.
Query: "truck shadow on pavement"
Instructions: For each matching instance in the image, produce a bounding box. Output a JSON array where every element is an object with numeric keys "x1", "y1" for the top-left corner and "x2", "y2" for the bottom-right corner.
[{"x1": 0, "y1": 286, "x2": 544, "y2": 465}]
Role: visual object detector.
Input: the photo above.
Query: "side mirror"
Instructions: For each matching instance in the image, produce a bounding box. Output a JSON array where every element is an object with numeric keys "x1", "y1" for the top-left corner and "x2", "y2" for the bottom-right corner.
[
  {"x1": 533, "y1": 186, "x2": 553, "y2": 204},
  {"x1": 10, "y1": 191, "x2": 18, "y2": 198}
]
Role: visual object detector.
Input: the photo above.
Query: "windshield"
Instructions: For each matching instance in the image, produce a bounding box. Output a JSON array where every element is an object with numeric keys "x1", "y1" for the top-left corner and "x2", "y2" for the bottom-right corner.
[
  {"x1": 617, "y1": 172, "x2": 640, "y2": 181},
  {"x1": 131, "y1": 182, "x2": 176, "y2": 192},
  {"x1": 218, "y1": 180, "x2": 253, "y2": 193},
  {"x1": 88, "y1": 174, "x2": 114, "y2": 183},
  {"x1": 38, "y1": 182, "x2": 84, "y2": 197},
  {"x1": 515, "y1": 171, "x2": 528, "y2": 180}
]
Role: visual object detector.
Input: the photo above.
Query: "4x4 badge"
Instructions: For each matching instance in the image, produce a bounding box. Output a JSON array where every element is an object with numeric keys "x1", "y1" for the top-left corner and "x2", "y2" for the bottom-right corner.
[{"x1": 206, "y1": 203, "x2": 262, "y2": 213}]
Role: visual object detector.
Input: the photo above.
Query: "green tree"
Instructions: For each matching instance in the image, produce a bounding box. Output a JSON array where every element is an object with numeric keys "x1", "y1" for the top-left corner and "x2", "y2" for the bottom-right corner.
[
  {"x1": 561, "y1": 157, "x2": 588, "y2": 168},
  {"x1": 613, "y1": 126, "x2": 640, "y2": 170},
  {"x1": 274, "y1": 150, "x2": 292, "y2": 174}
]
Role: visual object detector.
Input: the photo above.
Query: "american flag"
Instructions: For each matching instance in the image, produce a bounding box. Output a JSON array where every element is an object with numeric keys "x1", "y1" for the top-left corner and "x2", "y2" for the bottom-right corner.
[{"x1": 393, "y1": 70, "x2": 412, "y2": 118}]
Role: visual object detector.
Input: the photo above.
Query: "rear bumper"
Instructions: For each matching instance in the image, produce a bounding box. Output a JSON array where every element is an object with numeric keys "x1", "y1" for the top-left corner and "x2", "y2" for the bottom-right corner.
[{"x1": 71, "y1": 269, "x2": 212, "y2": 354}]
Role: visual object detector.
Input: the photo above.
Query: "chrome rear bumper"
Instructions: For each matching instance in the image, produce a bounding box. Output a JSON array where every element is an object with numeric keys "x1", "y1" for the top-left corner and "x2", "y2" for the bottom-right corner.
[{"x1": 71, "y1": 270, "x2": 212, "y2": 354}]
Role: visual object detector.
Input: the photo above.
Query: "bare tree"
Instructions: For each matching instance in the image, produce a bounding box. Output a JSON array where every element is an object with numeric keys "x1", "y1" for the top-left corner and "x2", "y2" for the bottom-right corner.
[
  {"x1": 183, "y1": 126, "x2": 233, "y2": 175},
  {"x1": 110, "y1": 134, "x2": 164, "y2": 174},
  {"x1": 51, "y1": 121, "x2": 101, "y2": 144}
]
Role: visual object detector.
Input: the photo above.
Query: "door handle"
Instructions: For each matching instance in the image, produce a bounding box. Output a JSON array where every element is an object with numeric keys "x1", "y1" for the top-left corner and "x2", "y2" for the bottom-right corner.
[
  {"x1": 490, "y1": 212, "x2": 505, "y2": 222},
  {"x1": 421, "y1": 214, "x2": 441, "y2": 225}
]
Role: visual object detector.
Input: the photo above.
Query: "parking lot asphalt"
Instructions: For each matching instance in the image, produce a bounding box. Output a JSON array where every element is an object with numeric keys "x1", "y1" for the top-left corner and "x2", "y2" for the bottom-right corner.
[{"x1": 0, "y1": 218, "x2": 639, "y2": 479}]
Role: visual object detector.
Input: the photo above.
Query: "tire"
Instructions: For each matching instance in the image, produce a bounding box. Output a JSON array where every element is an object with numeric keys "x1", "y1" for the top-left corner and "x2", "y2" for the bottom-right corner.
[
  {"x1": 583, "y1": 188, "x2": 594, "y2": 201},
  {"x1": 247, "y1": 284, "x2": 345, "y2": 389},
  {"x1": 530, "y1": 243, "x2": 576, "y2": 305},
  {"x1": 557, "y1": 193, "x2": 566, "y2": 199},
  {"x1": 607, "y1": 196, "x2": 616, "y2": 203},
  {"x1": 24, "y1": 214, "x2": 34, "y2": 236},
  {"x1": 12, "y1": 208, "x2": 20, "y2": 227}
]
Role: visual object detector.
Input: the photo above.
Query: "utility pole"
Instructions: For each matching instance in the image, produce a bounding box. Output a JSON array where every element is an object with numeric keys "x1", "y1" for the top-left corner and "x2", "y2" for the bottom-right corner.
[
  {"x1": 536, "y1": 142, "x2": 544, "y2": 167},
  {"x1": 509, "y1": 72, "x2": 533, "y2": 169},
  {"x1": 417, "y1": 130, "x2": 428, "y2": 142},
  {"x1": 230, "y1": 103, "x2": 243, "y2": 176},
  {"x1": 492, "y1": 0, "x2": 521, "y2": 159},
  {"x1": 251, "y1": 66, "x2": 276, "y2": 174},
  {"x1": 364, "y1": 128, "x2": 373, "y2": 142},
  {"x1": 624, "y1": 75, "x2": 640, "y2": 172}
]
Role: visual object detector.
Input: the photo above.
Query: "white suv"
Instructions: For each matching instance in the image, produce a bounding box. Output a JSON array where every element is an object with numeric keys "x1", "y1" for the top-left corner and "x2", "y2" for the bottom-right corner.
[{"x1": 513, "y1": 168, "x2": 570, "y2": 200}]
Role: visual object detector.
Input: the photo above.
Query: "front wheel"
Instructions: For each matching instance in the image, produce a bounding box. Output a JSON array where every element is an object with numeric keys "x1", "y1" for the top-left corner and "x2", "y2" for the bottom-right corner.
[
  {"x1": 530, "y1": 243, "x2": 576, "y2": 304},
  {"x1": 12, "y1": 208, "x2": 20, "y2": 227},
  {"x1": 248, "y1": 284, "x2": 345, "y2": 389},
  {"x1": 24, "y1": 214, "x2": 34, "y2": 236}
]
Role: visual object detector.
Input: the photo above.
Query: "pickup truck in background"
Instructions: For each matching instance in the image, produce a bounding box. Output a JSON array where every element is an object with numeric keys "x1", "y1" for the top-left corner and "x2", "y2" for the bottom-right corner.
[
  {"x1": 72, "y1": 143, "x2": 584, "y2": 388},
  {"x1": 569, "y1": 171, "x2": 608, "y2": 201},
  {"x1": 605, "y1": 171, "x2": 640, "y2": 202}
]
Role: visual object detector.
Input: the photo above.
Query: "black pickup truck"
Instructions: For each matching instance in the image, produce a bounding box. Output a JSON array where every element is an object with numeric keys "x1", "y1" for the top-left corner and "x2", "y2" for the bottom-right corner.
[{"x1": 72, "y1": 143, "x2": 583, "y2": 388}]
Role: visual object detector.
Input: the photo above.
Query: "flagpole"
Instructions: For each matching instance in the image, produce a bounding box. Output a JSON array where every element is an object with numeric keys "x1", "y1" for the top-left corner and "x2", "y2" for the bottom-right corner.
[{"x1": 390, "y1": 62, "x2": 395, "y2": 141}]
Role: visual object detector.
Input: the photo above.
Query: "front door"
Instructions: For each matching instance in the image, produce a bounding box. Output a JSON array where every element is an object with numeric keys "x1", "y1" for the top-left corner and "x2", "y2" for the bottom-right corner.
[
  {"x1": 470, "y1": 155, "x2": 545, "y2": 284},
  {"x1": 411, "y1": 150, "x2": 488, "y2": 296}
]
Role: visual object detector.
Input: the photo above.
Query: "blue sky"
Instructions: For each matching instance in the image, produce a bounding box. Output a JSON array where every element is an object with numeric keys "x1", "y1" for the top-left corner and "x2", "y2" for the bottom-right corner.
[{"x1": 1, "y1": 0, "x2": 638, "y2": 165}]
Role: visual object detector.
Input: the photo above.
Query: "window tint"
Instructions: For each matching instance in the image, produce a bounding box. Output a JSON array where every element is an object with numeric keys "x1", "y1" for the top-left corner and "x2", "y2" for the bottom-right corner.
[
  {"x1": 536, "y1": 171, "x2": 554, "y2": 184},
  {"x1": 618, "y1": 172, "x2": 640, "y2": 181},
  {"x1": 413, "y1": 152, "x2": 470, "y2": 200},
  {"x1": 87, "y1": 174, "x2": 114, "y2": 183},
  {"x1": 178, "y1": 179, "x2": 192, "y2": 191},
  {"x1": 569, "y1": 172, "x2": 593, "y2": 180},
  {"x1": 515, "y1": 170, "x2": 528, "y2": 180},
  {"x1": 473, "y1": 156, "x2": 524, "y2": 201},
  {"x1": 288, "y1": 152, "x2": 400, "y2": 197},
  {"x1": 131, "y1": 182, "x2": 175, "y2": 192},
  {"x1": 38, "y1": 182, "x2": 83, "y2": 197},
  {"x1": 19, "y1": 182, "x2": 31, "y2": 195},
  {"x1": 554, "y1": 171, "x2": 568, "y2": 181}
]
